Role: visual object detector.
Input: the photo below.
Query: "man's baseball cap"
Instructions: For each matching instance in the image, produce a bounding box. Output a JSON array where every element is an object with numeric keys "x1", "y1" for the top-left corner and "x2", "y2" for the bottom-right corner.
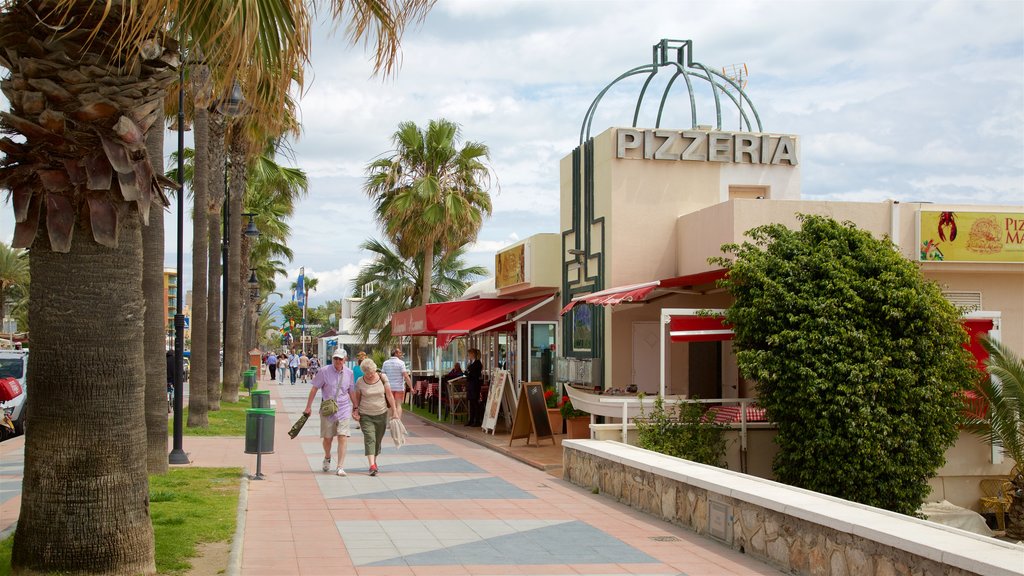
[{"x1": 332, "y1": 348, "x2": 347, "y2": 359}]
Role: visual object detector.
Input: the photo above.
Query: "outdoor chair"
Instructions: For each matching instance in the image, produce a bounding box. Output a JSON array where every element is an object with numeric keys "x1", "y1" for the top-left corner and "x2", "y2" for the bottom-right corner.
[
  {"x1": 446, "y1": 377, "x2": 468, "y2": 424},
  {"x1": 979, "y1": 478, "x2": 1014, "y2": 532}
]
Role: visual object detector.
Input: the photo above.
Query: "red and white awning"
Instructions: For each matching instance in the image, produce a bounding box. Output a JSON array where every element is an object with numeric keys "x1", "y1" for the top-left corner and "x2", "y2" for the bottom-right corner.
[
  {"x1": 560, "y1": 269, "x2": 727, "y2": 315},
  {"x1": 669, "y1": 315, "x2": 734, "y2": 342}
]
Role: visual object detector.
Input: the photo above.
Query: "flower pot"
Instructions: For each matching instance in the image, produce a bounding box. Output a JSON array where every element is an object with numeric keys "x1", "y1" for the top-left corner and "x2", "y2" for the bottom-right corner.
[
  {"x1": 547, "y1": 408, "x2": 563, "y2": 435},
  {"x1": 565, "y1": 416, "x2": 590, "y2": 439}
]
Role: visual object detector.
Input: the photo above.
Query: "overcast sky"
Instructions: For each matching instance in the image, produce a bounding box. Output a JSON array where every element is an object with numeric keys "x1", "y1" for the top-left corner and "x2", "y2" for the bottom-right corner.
[{"x1": 2, "y1": 0, "x2": 1022, "y2": 314}]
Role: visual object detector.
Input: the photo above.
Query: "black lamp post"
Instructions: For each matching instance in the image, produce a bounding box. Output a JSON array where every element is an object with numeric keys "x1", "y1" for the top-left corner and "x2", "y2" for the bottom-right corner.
[{"x1": 169, "y1": 58, "x2": 189, "y2": 465}]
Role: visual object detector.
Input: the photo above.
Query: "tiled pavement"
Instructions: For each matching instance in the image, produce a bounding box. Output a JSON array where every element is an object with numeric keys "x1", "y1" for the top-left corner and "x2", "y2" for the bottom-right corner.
[
  {"x1": 231, "y1": 379, "x2": 783, "y2": 576},
  {"x1": 0, "y1": 378, "x2": 784, "y2": 575}
]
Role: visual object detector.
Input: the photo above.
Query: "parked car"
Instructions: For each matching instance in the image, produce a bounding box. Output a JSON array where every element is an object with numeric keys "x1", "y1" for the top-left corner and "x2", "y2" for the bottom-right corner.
[{"x1": 0, "y1": 349, "x2": 28, "y2": 437}]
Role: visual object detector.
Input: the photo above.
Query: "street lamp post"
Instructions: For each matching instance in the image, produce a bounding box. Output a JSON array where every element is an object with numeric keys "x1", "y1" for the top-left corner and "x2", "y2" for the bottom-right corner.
[{"x1": 169, "y1": 60, "x2": 188, "y2": 465}]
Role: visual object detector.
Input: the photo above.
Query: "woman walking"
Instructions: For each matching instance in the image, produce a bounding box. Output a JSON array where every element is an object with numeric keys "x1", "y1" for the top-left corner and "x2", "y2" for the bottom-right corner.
[{"x1": 352, "y1": 358, "x2": 397, "y2": 476}]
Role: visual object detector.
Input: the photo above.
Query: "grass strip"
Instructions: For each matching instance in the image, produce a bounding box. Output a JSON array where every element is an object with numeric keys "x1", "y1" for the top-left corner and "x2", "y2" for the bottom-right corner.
[
  {"x1": 0, "y1": 467, "x2": 241, "y2": 575},
  {"x1": 171, "y1": 395, "x2": 252, "y2": 436},
  {"x1": 408, "y1": 402, "x2": 443, "y2": 424}
]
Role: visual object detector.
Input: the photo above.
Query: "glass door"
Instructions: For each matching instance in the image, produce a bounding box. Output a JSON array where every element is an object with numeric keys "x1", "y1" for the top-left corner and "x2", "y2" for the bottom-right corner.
[{"x1": 526, "y1": 322, "x2": 557, "y2": 388}]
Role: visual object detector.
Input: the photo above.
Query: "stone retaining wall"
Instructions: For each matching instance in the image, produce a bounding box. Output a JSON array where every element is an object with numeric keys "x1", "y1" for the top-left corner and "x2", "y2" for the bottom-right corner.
[{"x1": 563, "y1": 440, "x2": 1022, "y2": 576}]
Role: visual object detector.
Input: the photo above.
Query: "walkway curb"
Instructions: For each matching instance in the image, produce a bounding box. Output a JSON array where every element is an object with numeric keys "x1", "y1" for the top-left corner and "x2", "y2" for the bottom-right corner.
[{"x1": 225, "y1": 468, "x2": 249, "y2": 576}]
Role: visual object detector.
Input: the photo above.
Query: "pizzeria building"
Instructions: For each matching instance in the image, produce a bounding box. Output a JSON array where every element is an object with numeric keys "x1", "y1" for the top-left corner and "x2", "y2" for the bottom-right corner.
[{"x1": 551, "y1": 39, "x2": 1023, "y2": 510}]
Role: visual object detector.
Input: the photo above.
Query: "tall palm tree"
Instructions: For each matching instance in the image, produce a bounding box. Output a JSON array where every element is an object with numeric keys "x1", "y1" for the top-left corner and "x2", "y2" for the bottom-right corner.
[
  {"x1": 965, "y1": 336, "x2": 1024, "y2": 539},
  {"x1": 187, "y1": 67, "x2": 212, "y2": 428},
  {"x1": 142, "y1": 111, "x2": 168, "y2": 473},
  {"x1": 0, "y1": 1, "x2": 431, "y2": 571},
  {"x1": 352, "y1": 238, "x2": 486, "y2": 347},
  {"x1": 223, "y1": 140, "x2": 308, "y2": 400},
  {"x1": 0, "y1": 242, "x2": 29, "y2": 336},
  {"x1": 364, "y1": 119, "x2": 494, "y2": 307},
  {"x1": 206, "y1": 115, "x2": 227, "y2": 411}
]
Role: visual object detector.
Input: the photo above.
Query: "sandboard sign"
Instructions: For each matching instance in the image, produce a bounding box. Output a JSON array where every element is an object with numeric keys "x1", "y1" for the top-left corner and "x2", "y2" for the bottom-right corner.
[
  {"x1": 509, "y1": 381, "x2": 555, "y2": 446},
  {"x1": 481, "y1": 369, "x2": 509, "y2": 434}
]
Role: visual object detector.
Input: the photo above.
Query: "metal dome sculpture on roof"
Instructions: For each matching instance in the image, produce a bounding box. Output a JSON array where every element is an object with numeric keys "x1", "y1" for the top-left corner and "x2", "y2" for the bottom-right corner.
[{"x1": 580, "y1": 39, "x2": 763, "y2": 144}]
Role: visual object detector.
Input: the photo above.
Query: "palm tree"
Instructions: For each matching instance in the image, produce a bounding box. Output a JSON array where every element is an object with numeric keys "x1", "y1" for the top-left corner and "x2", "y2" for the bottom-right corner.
[
  {"x1": 187, "y1": 67, "x2": 212, "y2": 428},
  {"x1": 364, "y1": 119, "x2": 494, "y2": 307},
  {"x1": 0, "y1": 1, "x2": 431, "y2": 571},
  {"x1": 352, "y1": 238, "x2": 486, "y2": 347},
  {"x1": 143, "y1": 111, "x2": 169, "y2": 473},
  {"x1": 206, "y1": 115, "x2": 227, "y2": 411},
  {"x1": 0, "y1": 242, "x2": 29, "y2": 338},
  {"x1": 965, "y1": 336, "x2": 1024, "y2": 539}
]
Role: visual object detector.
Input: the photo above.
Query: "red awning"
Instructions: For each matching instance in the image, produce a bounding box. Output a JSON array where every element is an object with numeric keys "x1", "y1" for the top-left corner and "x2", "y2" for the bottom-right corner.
[
  {"x1": 669, "y1": 315, "x2": 734, "y2": 342},
  {"x1": 962, "y1": 318, "x2": 994, "y2": 372},
  {"x1": 436, "y1": 295, "x2": 551, "y2": 348},
  {"x1": 560, "y1": 269, "x2": 727, "y2": 315},
  {"x1": 391, "y1": 299, "x2": 508, "y2": 337}
]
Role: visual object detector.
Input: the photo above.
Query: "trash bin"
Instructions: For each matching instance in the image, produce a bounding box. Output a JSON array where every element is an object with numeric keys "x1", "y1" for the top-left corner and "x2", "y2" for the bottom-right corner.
[
  {"x1": 243, "y1": 369, "x2": 257, "y2": 391},
  {"x1": 251, "y1": 389, "x2": 270, "y2": 409},
  {"x1": 245, "y1": 408, "x2": 275, "y2": 454}
]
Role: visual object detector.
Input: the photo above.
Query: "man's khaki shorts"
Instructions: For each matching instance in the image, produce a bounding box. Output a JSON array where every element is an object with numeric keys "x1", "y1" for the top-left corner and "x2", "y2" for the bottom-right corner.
[{"x1": 320, "y1": 415, "x2": 352, "y2": 439}]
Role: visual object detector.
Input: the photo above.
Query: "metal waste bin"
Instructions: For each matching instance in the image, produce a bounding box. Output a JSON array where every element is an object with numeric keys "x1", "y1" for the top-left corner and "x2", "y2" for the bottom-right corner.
[
  {"x1": 244, "y1": 408, "x2": 275, "y2": 454},
  {"x1": 251, "y1": 389, "x2": 270, "y2": 409},
  {"x1": 243, "y1": 369, "x2": 257, "y2": 391}
]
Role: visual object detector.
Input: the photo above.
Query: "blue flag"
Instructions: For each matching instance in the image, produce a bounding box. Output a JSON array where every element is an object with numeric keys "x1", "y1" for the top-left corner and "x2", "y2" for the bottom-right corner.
[{"x1": 297, "y1": 268, "x2": 305, "y2": 308}]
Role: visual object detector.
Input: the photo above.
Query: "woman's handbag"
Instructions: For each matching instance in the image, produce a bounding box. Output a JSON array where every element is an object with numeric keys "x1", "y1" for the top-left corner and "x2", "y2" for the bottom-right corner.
[{"x1": 319, "y1": 398, "x2": 338, "y2": 417}]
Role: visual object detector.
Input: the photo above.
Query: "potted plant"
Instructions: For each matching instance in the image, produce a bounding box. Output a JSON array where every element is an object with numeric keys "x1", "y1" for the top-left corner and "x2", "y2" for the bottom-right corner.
[
  {"x1": 559, "y1": 396, "x2": 589, "y2": 439},
  {"x1": 544, "y1": 389, "x2": 563, "y2": 434}
]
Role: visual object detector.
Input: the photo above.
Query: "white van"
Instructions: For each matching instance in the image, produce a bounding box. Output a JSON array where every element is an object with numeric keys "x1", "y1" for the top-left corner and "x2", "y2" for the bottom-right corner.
[{"x1": 0, "y1": 349, "x2": 28, "y2": 437}]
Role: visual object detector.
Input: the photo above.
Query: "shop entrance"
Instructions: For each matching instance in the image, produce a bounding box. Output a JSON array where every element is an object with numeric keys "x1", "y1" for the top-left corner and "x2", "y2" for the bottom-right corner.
[
  {"x1": 520, "y1": 322, "x2": 556, "y2": 387},
  {"x1": 632, "y1": 322, "x2": 660, "y2": 394},
  {"x1": 688, "y1": 341, "x2": 722, "y2": 399}
]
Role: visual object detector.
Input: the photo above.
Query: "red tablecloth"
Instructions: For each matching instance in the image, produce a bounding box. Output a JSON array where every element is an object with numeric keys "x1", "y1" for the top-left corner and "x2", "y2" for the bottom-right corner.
[{"x1": 707, "y1": 404, "x2": 767, "y2": 424}]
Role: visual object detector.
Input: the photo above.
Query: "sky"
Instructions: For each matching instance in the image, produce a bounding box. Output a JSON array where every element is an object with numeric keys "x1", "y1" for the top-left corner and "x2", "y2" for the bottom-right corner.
[{"x1": 2, "y1": 0, "x2": 1023, "y2": 315}]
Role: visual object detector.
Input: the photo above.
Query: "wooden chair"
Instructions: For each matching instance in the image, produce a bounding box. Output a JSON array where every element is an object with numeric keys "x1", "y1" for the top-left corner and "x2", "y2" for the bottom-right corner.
[
  {"x1": 446, "y1": 377, "x2": 468, "y2": 424},
  {"x1": 979, "y1": 478, "x2": 1014, "y2": 532}
]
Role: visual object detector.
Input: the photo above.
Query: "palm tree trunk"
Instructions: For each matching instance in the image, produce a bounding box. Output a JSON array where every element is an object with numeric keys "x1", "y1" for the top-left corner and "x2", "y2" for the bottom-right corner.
[
  {"x1": 187, "y1": 106, "x2": 210, "y2": 427},
  {"x1": 207, "y1": 116, "x2": 226, "y2": 410},
  {"x1": 1007, "y1": 477, "x2": 1024, "y2": 540},
  {"x1": 143, "y1": 111, "x2": 169, "y2": 474},
  {"x1": 413, "y1": 242, "x2": 435, "y2": 370},
  {"x1": 206, "y1": 213, "x2": 222, "y2": 411},
  {"x1": 222, "y1": 129, "x2": 246, "y2": 401},
  {"x1": 13, "y1": 219, "x2": 155, "y2": 574}
]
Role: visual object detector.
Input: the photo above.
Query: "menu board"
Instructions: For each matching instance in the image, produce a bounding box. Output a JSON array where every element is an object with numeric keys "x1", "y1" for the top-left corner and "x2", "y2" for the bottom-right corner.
[{"x1": 509, "y1": 381, "x2": 555, "y2": 446}]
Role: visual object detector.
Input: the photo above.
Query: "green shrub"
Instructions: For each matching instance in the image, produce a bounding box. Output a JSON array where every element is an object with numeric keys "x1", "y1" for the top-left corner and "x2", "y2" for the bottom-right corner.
[
  {"x1": 636, "y1": 395, "x2": 729, "y2": 466},
  {"x1": 713, "y1": 214, "x2": 976, "y2": 515}
]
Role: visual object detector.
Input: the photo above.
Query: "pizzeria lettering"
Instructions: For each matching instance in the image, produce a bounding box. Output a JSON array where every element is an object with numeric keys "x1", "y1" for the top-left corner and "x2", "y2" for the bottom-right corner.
[
  {"x1": 616, "y1": 128, "x2": 799, "y2": 166},
  {"x1": 1007, "y1": 218, "x2": 1024, "y2": 244}
]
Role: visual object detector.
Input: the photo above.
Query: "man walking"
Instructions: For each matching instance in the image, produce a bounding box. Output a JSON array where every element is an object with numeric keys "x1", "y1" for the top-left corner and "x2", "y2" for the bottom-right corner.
[
  {"x1": 381, "y1": 347, "x2": 412, "y2": 419},
  {"x1": 288, "y1": 351, "x2": 299, "y2": 385},
  {"x1": 303, "y1": 348, "x2": 356, "y2": 476}
]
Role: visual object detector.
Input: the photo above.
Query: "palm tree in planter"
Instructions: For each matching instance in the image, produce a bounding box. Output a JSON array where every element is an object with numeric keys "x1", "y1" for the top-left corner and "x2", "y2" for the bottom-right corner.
[
  {"x1": 965, "y1": 336, "x2": 1024, "y2": 539},
  {"x1": 0, "y1": 1, "x2": 431, "y2": 572}
]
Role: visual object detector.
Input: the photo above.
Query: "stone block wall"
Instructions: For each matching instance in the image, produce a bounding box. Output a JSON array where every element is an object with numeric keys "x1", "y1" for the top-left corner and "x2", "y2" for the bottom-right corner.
[{"x1": 563, "y1": 444, "x2": 1017, "y2": 576}]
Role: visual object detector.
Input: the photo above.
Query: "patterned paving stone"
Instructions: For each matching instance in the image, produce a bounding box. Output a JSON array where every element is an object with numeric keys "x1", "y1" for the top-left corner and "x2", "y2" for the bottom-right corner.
[
  {"x1": 317, "y1": 474, "x2": 535, "y2": 500},
  {"x1": 336, "y1": 519, "x2": 657, "y2": 567}
]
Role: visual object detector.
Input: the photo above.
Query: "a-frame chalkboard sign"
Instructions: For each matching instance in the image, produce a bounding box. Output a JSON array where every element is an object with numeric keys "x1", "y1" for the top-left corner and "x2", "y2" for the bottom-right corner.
[{"x1": 509, "y1": 381, "x2": 555, "y2": 446}]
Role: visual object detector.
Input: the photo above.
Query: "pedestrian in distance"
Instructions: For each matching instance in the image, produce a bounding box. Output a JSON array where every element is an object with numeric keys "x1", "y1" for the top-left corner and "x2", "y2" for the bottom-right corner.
[
  {"x1": 267, "y1": 351, "x2": 278, "y2": 382},
  {"x1": 465, "y1": 348, "x2": 484, "y2": 427},
  {"x1": 352, "y1": 358, "x2": 397, "y2": 476},
  {"x1": 381, "y1": 347, "x2": 412, "y2": 419},
  {"x1": 303, "y1": 348, "x2": 357, "y2": 476},
  {"x1": 288, "y1": 351, "x2": 299, "y2": 385},
  {"x1": 277, "y1": 351, "x2": 287, "y2": 384},
  {"x1": 309, "y1": 355, "x2": 320, "y2": 379},
  {"x1": 299, "y1": 352, "x2": 310, "y2": 383},
  {"x1": 352, "y1": 351, "x2": 366, "y2": 382}
]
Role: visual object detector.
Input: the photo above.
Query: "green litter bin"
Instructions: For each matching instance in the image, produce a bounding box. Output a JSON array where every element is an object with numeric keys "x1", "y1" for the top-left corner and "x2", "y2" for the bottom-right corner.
[
  {"x1": 244, "y1": 408, "x2": 275, "y2": 454},
  {"x1": 243, "y1": 369, "x2": 257, "y2": 391},
  {"x1": 251, "y1": 389, "x2": 270, "y2": 409}
]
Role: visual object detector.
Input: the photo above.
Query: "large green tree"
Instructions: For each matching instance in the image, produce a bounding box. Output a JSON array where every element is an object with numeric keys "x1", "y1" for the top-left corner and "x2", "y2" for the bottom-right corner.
[
  {"x1": 364, "y1": 119, "x2": 493, "y2": 307},
  {"x1": 713, "y1": 214, "x2": 976, "y2": 516},
  {"x1": 0, "y1": 0, "x2": 431, "y2": 572},
  {"x1": 352, "y1": 238, "x2": 485, "y2": 347},
  {"x1": 965, "y1": 336, "x2": 1024, "y2": 538}
]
